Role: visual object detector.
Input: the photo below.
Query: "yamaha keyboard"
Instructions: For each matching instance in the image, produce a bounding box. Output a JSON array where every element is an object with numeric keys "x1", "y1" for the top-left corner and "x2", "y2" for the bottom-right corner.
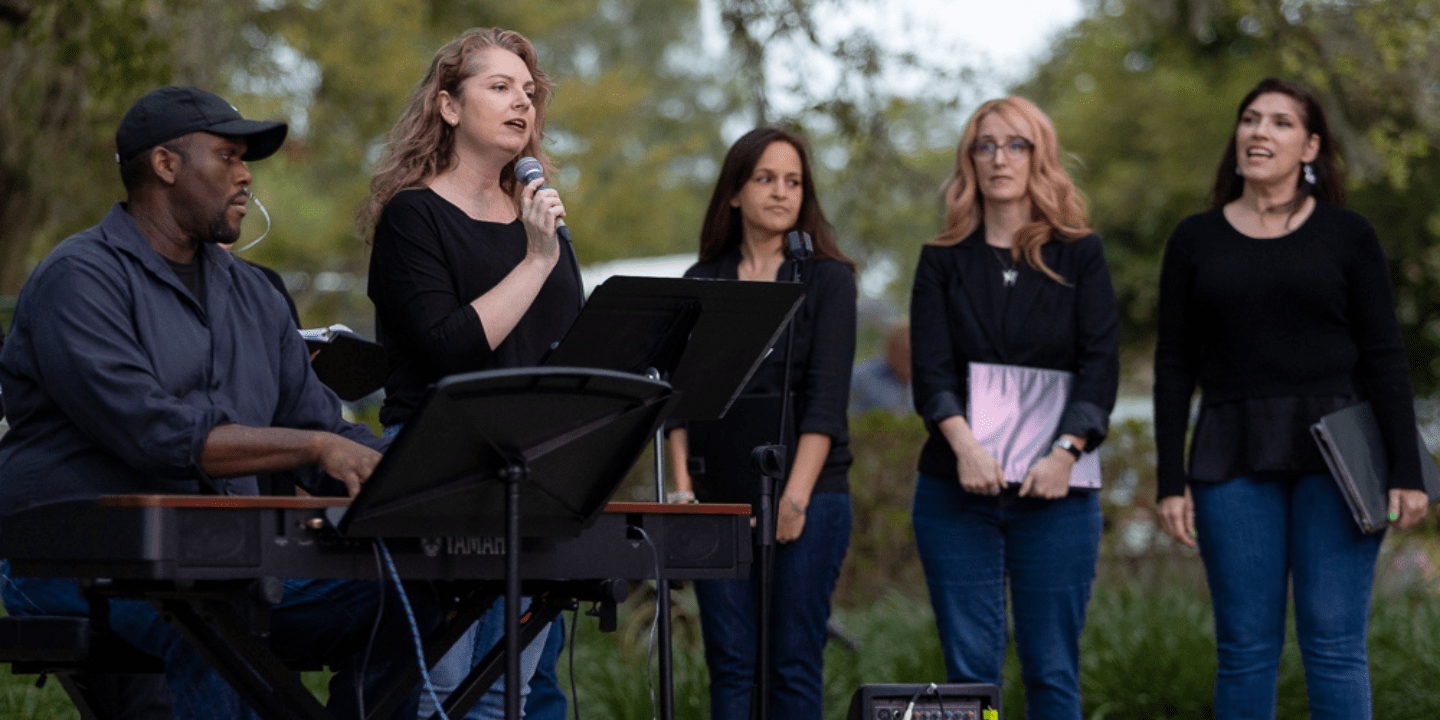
[
  {"x1": 0, "y1": 495, "x2": 753, "y2": 720},
  {"x1": 0, "y1": 495, "x2": 753, "y2": 582}
]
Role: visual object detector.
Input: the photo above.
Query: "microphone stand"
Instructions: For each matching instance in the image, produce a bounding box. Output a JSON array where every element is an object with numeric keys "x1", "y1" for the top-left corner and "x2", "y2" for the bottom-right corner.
[
  {"x1": 749, "y1": 231, "x2": 812, "y2": 720},
  {"x1": 648, "y1": 367, "x2": 677, "y2": 720}
]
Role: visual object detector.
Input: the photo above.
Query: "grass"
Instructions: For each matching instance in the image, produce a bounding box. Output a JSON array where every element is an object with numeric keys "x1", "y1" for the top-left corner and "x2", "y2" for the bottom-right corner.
[{"x1": 6, "y1": 568, "x2": 1440, "y2": 719}]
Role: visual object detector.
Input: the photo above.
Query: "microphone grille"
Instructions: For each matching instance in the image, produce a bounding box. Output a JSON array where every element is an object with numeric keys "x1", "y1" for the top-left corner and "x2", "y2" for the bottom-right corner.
[{"x1": 514, "y1": 156, "x2": 543, "y2": 183}]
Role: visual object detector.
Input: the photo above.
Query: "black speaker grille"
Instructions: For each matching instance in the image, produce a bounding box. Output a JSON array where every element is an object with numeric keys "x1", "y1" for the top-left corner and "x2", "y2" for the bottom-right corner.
[
  {"x1": 662, "y1": 514, "x2": 735, "y2": 569},
  {"x1": 179, "y1": 509, "x2": 261, "y2": 567}
]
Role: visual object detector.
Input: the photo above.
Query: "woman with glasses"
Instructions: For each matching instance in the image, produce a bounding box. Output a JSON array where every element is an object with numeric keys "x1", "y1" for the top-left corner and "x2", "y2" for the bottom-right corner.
[
  {"x1": 1154, "y1": 78, "x2": 1427, "y2": 718},
  {"x1": 909, "y1": 97, "x2": 1119, "y2": 718}
]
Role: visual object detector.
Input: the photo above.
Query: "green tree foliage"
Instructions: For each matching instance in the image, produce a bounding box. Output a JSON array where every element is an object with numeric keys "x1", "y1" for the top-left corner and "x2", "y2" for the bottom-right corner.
[
  {"x1": 1, "y1": 0, "x2": 739, "y2": 329},
  {"x1": 0, "y1": 0, "x2": 253, "y2": 291},
  {"x1": 3, "y1": 0, "x2": 971, "y2": 335},
  {"x1": 1019, "y1": 0, "x2": 1440, "y2": 389},
  {"x1": 713, "y1": 0, "x2": 972, "y2": 300},
  {"x1": 221, "y1": 0, "x2": 739, "y2": 330}
]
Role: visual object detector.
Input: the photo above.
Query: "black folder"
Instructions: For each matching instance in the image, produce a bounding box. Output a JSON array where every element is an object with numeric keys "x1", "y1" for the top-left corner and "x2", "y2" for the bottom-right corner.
[
  {"x1": 1310, "y1": 402, "x2": 1440, "y2": 533},
  {"x1": 300, "y1": 324, "x2": 387, "y2": 401}
]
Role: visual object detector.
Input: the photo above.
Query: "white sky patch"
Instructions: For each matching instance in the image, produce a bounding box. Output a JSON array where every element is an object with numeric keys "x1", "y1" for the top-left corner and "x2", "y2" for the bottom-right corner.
[{"x1": 702, "y1": 0, "x2": 1085, "y2": 119}]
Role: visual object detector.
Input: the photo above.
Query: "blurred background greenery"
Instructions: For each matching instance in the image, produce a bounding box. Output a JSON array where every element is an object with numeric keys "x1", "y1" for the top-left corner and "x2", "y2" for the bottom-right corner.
[{"x1": 4, "y1": 0, "x2": 1440, "y2": 389}]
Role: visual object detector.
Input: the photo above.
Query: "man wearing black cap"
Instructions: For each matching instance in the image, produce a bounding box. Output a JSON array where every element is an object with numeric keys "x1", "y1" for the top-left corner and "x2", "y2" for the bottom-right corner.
[{"x1": 0, "y1": 87, "x2": 421, "y2": 719}]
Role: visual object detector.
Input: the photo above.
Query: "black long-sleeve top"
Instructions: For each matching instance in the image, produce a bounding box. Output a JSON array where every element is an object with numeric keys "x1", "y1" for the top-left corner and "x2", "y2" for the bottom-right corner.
[
  {"x1": 1152, "y1": 202, "x2": 1421, "y2": 499},
  {"x1": 367, "y1": 188, "x2": 581, "y2": 427},
  {"x1": 683, "y1": 251, "x2": 857, "y2": 494},
  {"x1": 910, "y1": 229, "x2": 1120, "y2": 481}
]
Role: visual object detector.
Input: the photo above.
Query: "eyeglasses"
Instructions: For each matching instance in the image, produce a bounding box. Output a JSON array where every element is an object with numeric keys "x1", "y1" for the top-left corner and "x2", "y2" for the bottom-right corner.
[{"x1": 971, "y1": 137, "x2": 1034, "y2": 159}]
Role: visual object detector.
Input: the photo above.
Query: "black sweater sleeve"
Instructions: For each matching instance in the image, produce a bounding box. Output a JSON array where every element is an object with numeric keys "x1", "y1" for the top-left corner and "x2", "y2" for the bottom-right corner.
[
  {"x1": 796, "y1": 260, "x2": 857, "y2": 442},
  {"x1": 368, "y1": 192, "x2": 495, "y2": 375},
  {"x1": 1344, "y1": 215, "x2": 1422, "y2": 491},
  {"x1": 1056, "y1": 234, "x2": 1121, "y2": 449},
  {"x1": 1153, "y1": 220, "x2": 1200, "y2": 499},
  {"x1": 909, "y1": 245, "x2": 967, "y2": 425}
]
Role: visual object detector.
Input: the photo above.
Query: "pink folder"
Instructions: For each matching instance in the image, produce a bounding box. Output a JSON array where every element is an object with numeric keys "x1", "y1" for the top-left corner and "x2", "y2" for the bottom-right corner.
[{"x1": 967, "y1": 362, "x2": 1102, "y2": 488}]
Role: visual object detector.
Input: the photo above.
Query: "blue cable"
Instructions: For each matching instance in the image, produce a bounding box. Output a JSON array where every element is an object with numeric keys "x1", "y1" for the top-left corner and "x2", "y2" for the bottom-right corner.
[
  {"x1": 376, "y1": 539, "x2": 450, "y2": 720},
  {"x1": 627, "y1": 525, "x2": 662, "y2": 720}
]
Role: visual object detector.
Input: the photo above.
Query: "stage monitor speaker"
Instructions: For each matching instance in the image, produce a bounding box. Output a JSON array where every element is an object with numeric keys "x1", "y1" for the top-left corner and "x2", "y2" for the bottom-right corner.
[{"x1": 847, "y1": 683, "x2": 1001, "y2": 720}]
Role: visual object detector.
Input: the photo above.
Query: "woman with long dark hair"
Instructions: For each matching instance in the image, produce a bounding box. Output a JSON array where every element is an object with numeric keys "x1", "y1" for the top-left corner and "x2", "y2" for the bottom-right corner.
[
  {"x1": 909, "y1": 96, "x2": 1119, "y2": 718},
  {"x1": 1154, "y1": 78, "x2": 1428, "y2": 718},
  {"x1": 666, "y1": 127, "x2": 856, "y2": 720},
  {"x1": 362, "y1": 27, "x2": 577, "y2": 720}
]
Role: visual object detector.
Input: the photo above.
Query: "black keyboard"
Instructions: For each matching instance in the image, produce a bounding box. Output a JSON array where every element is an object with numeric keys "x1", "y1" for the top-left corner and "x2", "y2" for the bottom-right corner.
[{"x1": 0, "y1": 496, "x2": 752, "y2": 583}]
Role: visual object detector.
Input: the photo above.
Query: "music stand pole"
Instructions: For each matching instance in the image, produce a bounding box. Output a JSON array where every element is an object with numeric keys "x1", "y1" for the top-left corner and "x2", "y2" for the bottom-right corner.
[
  {"x1": 648, "y1": 369, "x2": 676, "y2": 720},
  {"x1": 504, "y1": 462, "x2": 525, "y2": 720},
  {"x1": 752, "y1": 231, "x2": 812, "y2": 720}
]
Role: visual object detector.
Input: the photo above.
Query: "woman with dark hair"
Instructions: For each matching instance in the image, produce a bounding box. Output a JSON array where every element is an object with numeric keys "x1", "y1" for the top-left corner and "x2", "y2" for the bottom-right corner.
[
  {"x1": 909, "y1": 96, "x2": 1119, "y2": 718},
  {"x1": 362, "y1": 27, "x2": 577, "y2": 720},
  {"x1": 666, "y1": 127, "x2": 856, "y2": 720},
  {"x1": 1154, "y1": 77, "x2": 1428, "y2": 718}
]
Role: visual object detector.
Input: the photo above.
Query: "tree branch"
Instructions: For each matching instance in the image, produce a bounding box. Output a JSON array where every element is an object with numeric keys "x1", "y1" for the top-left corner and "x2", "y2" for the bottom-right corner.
[{"x1": 0, "y1": 0, "x2": 31, "y2": 27}]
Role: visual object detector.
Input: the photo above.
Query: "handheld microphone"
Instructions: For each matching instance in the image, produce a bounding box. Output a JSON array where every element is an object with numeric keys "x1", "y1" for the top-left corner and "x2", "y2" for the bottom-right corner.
[
  {"x1": 513, "y1": 157, "x2": 571, "y2": 246},
  {"x1": 515, "y1": 157, "x2": 585, "y2": 308}
]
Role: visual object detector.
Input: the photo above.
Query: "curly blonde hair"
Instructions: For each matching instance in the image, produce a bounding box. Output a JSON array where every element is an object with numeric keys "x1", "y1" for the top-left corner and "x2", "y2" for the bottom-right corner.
[
  {"x1": 931, "y1": 97, "x2": 1089, "y2": 284},
  {"x1": 359, "y1": 28, "x2": 554, "y2": 237}
]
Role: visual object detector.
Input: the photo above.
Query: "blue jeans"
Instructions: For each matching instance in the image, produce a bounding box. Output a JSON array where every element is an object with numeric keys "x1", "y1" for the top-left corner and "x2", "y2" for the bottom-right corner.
[
  {"x1": 1, "y1": 566, "x2": 424, "y2": 720},
  {"x1": 911, "y1": 474, "x2": 1101, "y2": 720},
  {"x1": 693, "y1": 491, "x2": 852, "y2": 720},
  {"x1": 418, "y1": 597, "x2": 549, "y2": 720},
  {"x1": 524, "y1": 617, "x2": 567, "y2": 719},
  {"x1": 389, "y1": 425, "x2": 562, "y2": 720},
  {"x1": 1192, "y1": 473, "x2": 1384, "y2": 720}
]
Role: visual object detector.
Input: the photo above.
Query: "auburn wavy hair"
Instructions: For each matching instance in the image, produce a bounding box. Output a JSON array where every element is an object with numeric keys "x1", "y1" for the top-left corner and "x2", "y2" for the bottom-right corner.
[
  {"x1": 359, "y1": 28, "x2": 554, "y2": 237},
  {"x1": 931, "y1": 97, "x2": 1089, "y2": 284},
  {"x1": 698, "y1": 127, "x2": 852, "y2": 269}
]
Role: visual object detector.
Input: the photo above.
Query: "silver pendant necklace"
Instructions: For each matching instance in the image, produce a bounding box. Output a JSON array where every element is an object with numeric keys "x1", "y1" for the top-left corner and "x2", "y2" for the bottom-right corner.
[{"x1": 990, "y1": 246, "x2": 1018, "y2": 287}]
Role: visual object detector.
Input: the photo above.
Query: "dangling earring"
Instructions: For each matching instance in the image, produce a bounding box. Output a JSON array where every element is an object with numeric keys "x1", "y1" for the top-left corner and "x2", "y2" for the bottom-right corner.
[
  {"x1": 1234, "y1": 165, "x2": 1242, "y2": 176},
  {"x1": 1303, "y1": 163, "x2": 1317, "y2": 185}
]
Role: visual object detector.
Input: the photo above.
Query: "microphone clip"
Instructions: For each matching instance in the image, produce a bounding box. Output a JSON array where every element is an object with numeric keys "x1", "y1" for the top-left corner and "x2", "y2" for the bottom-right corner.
[{"x1": 785, "y1": 231, "x2": 813, "y2": 262}]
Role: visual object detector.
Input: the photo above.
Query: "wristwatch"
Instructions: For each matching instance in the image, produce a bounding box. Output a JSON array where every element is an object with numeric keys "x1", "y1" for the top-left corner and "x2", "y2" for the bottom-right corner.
[{"x1": 1053, "y1": 437, "x2": 1082, "y2": 460}]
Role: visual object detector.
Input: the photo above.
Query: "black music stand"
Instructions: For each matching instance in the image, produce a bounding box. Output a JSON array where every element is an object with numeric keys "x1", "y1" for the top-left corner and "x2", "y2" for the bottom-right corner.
[
  {"x1": 547, "y1": 275, "x2": 804, "y2": 720},
  {"x1": 340, "y1": 366, "x2": 677, "y2": 720},
  {"x1": 685, "y1": 393, "x2": 793, "y2": 509},
  {"x1": 547, "y1": 276, "x2": 804, "y2": 421}
]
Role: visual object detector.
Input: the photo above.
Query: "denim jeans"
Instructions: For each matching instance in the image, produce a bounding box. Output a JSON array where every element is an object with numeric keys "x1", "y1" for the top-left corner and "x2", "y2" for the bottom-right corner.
[
  {"x1": 911, "y1": 473, "x2": 1101, "y2": 720},
  {"x1": 693, "y1": 491, "x2": 852, "y2": 720},
  {"x1": 1, "y1": 566, "x2": 425, "y2": 720},
  {"x1": 388, "y1": 424, "x2": 560, "y2": 720},
  {"x1": 524, "y1": 617, "x2": 567, "y2": 719},
  {"x1": 418, "y1": 597, "x2": 549, "y2": 720},
  {"x1": 1191, "y1": 473, "x2": 1384, "y2": 720}
]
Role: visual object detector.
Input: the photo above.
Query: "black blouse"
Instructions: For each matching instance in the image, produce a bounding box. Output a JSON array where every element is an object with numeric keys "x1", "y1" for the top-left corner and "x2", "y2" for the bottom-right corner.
[
  {"x1": 910, "y1": 229, "x2": 1121, "y2": 481},
  {"x1": 1152, "y1": 202, "x2": 1420, "y2": 499},
  {"x1": 367, "y1": 188, "x2": 582, "y2": 427}
]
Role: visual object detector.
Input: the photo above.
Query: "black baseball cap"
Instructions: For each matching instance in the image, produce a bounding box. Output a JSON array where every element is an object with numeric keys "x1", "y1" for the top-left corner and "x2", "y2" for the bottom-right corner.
[{"x1": 115, "y1": 86, "x2": 288, "y2": 162}]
